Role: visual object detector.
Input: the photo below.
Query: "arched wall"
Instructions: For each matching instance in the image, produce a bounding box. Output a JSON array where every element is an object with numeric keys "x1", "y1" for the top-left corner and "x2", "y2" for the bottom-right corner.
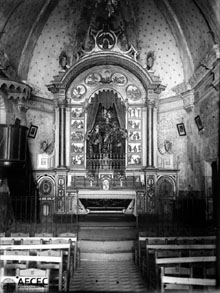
[{"x1": 59, "y1": 53, "x2": 161, "y2": 93}]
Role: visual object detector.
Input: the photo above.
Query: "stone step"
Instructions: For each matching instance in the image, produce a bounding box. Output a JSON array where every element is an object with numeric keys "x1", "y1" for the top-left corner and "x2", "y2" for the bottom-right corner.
[
  {"x1": 80, "y1": 251, "x2": 134, "y2": 261},
  {"x1": 79, "y1": 240, "x2": 135, "y2": 252},
  {"x1": 78, "y1": 214, "x2": 136, "y2": 225},
  {"x1": 79, "y1": 221, "x2": 136, "y2": 228},
  {"x1": 78, "y1": 228, "x2": 137, "y2": 241}
]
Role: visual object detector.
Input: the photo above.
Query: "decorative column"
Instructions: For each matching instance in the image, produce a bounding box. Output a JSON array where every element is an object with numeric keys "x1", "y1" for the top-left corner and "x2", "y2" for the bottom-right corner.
[
  {"x1": 57, "y1": 94, "x2": 67, "y2": 169},
  {"x1": 142, "y1": 104, "x2": 147, "y2": 166},
  {"x1": 146, "y1": 99, "x2": 155, "y2": 167}
]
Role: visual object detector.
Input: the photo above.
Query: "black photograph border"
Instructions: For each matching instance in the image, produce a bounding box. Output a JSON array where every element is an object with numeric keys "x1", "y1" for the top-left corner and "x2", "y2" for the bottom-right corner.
[
  {"x1": 28, "y1": 125, "x2": 38, "y2": 138},
  {"x1": 176, "y1": 123, "x2": 186, "y2": 136}
]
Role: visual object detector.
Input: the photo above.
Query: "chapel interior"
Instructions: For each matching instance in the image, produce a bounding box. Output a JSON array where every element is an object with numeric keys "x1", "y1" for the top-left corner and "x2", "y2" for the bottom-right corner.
[{"x1": 0, "y1": 0, "x2": 219, "y2": 292}]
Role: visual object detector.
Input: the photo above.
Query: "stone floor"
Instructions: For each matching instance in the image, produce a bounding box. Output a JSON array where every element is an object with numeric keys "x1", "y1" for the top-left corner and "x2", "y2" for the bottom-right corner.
[
  {"x1": 69, "y1": 260, "x2": 147, "y2": 292},
  {"x1": 68, "y1": 214, "x2": 147, "y2": 292}
]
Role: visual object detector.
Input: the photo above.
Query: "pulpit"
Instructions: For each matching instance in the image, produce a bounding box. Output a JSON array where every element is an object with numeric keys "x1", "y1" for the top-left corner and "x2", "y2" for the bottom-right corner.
[{"x1": 0, "y1": 124, "x2": 27, "y2": 165}]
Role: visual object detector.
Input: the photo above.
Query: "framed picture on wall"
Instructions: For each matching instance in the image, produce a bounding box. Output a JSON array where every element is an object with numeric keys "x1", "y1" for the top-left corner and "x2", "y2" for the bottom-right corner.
[
  {"x1": 28, "y1": 125, "x2": 38, "y2": 138},
  {"x1": 176, "y1": 123, "x2": 186, "y2": 136},
  {"x1": 195, "y1": 115, "x2": 204, "y2": 131}
]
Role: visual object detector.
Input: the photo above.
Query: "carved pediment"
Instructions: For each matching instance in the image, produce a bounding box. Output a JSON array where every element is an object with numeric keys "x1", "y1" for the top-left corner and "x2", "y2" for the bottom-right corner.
[{"x1": 75, "y1": 25, "x2": 138, "y2": 62}]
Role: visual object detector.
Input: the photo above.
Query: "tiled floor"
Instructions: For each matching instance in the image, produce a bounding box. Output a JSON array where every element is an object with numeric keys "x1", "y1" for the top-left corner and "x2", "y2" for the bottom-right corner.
[{"x1": 69, "y1": 260, "x2": 147, "y2": 292}]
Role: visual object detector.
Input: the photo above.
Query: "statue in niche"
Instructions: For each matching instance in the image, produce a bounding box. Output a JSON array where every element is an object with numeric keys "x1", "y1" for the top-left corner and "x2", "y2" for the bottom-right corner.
[
  {"x1": 110, "y1": 122, "x2": 128, "y2": 155},
  {"x1": 59, "y1": 51, "x2": 70, "y2": 71},
  {"x1": 146, "y1": 51, "x2": 155, "y2": 70},
  {"x1": 86, "y1": 105, "x2": 127, "y2": 160},
  {"x1": 87, "y1": 125, "x2": 102, "y2": 154}
]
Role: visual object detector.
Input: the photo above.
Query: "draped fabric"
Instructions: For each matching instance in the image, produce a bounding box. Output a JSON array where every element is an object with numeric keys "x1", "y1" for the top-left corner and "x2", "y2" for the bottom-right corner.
[
  {"x1": 87, "y1": 90, "x2": 125, "y2": 131},
  {"x1": 114, "y1": 95, "x2": 125, "y2": 129},
  {"x1": 86, "y1": 98, "x2": 100, "y2": 132}
]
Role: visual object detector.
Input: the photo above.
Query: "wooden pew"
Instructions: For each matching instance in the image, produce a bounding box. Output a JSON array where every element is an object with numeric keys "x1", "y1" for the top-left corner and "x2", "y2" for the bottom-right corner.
[
  {"x1": 52, "y1": 234, "x2": 78, "y2": 273},
  {"x1": 3, "y1": 250, "x2": 30, "y2": 275},
  {"x1": 22, "y1": 238, "x2": 42, "y2": 245},
  {"x1": 34, "y1": 233, "x2": 53, "y2": 244},
  {"x1": 11, "y1": 233, "x2": 30, "y2": 237},
  {"x1": 10, "y1": 233, "x2": 30, "y2": 244},
  {"x1": 151, "y1": 256, "x2": 216, "y2": 291},
  {"x1": 161, "y1": 266, "x2": 193, "y2": 292},
  {"x1": 22, "y1": 239, "x2": 42, "y2": 255},
  {"x1": 146, "y1": 244, "x2": 216, "y2": 257},
  {"x1": 0, "y1": 235, "x2": 78, "y2": 274},
  {"x1": 58, "y1": 233, "x2": 79, "y2": 269},
  {"x1": 143, "y1": 243, "x2": 216, "y2": 283},
  {"x1": 0, "y1": 253, "x2": 66, "y2": 291},
  {"x1": 34, "y1": 233, "x2": 53, "y2": 237},
  {"x1": 1, "y1": 243, "x2": 74, "y2": 289},
  {"x1": 136, "y1": 235, "x2": 216, "y2": 268},
  {"x1": 156, "y1": 255, "x2": 216, "y2": 265},
  {"x1": 37, "y1": 250, "x2": 64, "y2": 292},
  {"x1": 161, "y1": 266, "x2": 216, "y2": 292},
  {"x1": 0, "y1": 237, "x2": 14, "y2": 245}
]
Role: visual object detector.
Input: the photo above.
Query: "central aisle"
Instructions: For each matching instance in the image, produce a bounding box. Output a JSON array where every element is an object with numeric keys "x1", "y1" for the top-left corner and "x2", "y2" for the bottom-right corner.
[
  {"x1": 69, "y1": 260, "x2": 147, "y2": 292},
  {"x1": 69, "y1": 213, "x2": 147, "y2": 292}
]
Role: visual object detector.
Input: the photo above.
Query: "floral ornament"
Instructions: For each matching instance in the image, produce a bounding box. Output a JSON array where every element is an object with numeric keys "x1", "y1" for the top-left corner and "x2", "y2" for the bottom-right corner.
[
  {"x1": 87, "y1": 172, "x2": 95, "y2": 182},
  {"x1": 85, "y1": 73, "x2": 101, "y2": 85},
  {"x1": 71, "y1": 85, "x2": 86, "y2": 100}
]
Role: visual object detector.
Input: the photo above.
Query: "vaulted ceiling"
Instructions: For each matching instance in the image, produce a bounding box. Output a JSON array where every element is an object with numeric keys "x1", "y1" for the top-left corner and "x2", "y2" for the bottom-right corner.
[{"x1": 0, "y1": 0, "x2": 219, "y2": 99}]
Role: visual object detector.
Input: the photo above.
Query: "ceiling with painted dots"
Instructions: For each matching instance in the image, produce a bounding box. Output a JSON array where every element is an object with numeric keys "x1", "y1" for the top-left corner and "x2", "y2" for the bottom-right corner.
[
  {"x1": 0, "y1": 0, "x2": 219, "y2": 100},
  {"x1": 136, "y1": 0, "x2": 184, "y2": 89}
]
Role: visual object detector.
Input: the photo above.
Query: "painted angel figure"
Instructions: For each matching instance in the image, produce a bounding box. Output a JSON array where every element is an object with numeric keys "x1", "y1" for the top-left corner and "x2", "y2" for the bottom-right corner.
[
  {"x1": 40, "y1": 140, "x2": 54, "y2": 155},
  {"x1": 38, "y1": 140, "x2": 55, "y2": 169}
]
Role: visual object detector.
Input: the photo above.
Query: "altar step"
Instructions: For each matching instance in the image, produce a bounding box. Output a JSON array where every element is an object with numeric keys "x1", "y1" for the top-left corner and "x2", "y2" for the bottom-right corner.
[
  {"x1": 78, "y1": 213, "x2": 136, "y2": 228},
  {"x1": 79, "y1": 239, "x2": 135, "y2": 261},
  {"x1": 80, "y1": 251, "x2": 133, "y2": 261},
  {"x1": 78, "y1": 221, "x2": 137, "y2": 261}
]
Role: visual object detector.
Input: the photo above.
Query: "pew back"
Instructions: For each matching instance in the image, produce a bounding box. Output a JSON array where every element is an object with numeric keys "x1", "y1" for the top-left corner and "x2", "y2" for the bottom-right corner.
[
  {"x1": 137, "y1": 235, "x2": 216, "y2": 267},
  {"x1": 37, "y1": 250, "x2": 64, "y2": 292},
  {"x1": 161, "y1": 266, "x2": 216, "y2": 292},
  {"x1": 1, "y1": 253, "x2": 65, "y2": 291}
]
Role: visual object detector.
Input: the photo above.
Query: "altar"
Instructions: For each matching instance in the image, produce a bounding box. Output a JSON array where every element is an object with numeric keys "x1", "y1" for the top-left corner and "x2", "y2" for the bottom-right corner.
[
  {"x1": 39, "y1": 25, "x2": 178, "y2": 221},
  {"x1": 67, "y1": 189, "x2": 137, "y2": 215}
]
